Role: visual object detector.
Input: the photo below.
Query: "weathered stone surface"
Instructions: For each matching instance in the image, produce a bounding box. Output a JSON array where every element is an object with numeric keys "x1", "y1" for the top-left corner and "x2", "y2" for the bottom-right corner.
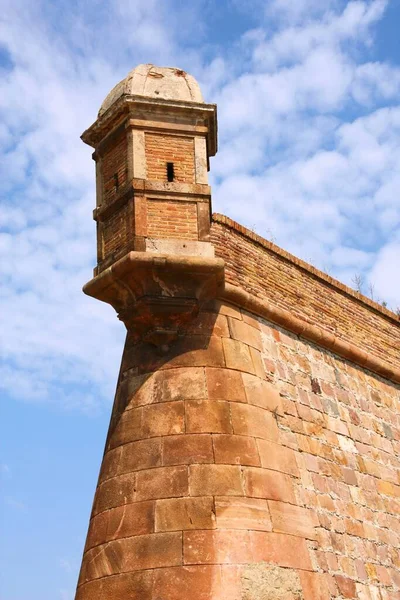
[
  {"x1": 213, "y1": 435, "x2": 260, "y2": 466},
  {"x1": 99, "y1": 64, "x2": 204, "y2": 116},
  {"x1": 250, "y1": 531, "x2": 313, "y2": 570},
  {"x1": 76, "y1": 62, "x2": 400, "y2": 600},
  {"x1": 155, "y1": 497, "x2": 215, "y2": 532},
  {"x1": 243, "y1": 468, "x2": 296, "y2": 503},
  {"x1": 214, "y1": 497, "x2": 272, "y2": 531},
  {"x1": 268, "y1": 500, "x2": 318, "y2": 539},
  {"x1": 189, "y1": 464, "x2": 243, "y2": 496},
  {"x1": 163, "y1": 434, "x2": 214, "y2": 465},
  {"x1": 241, "y1": 565, "x2": 303, "y2": 600}
]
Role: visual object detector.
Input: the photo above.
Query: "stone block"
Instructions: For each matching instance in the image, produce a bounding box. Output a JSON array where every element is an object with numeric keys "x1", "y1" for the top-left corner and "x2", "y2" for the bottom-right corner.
[
  {"x1": 108, "y1": 408, "x2": 143, "y2": 449},
  {"x1": 153, "y1": 565, "x2": 222, "y2": 600},
  {"x1": 206, "y1": 367, "x2": 246, "y2": 402},
  {"x1": 183, "y1": 530, "x2": 252, "y2": 564},
  {"x1": 268, "y1": 500, "x2": 317, "y2": 539},
  {"x1": 213, "y1": 434, "x2": 260, "y2": 466},
  {"x1": 243, "y1": 467, "x2": 296, "y2": 503},
  {"x1": 189, "y1": 464, "x2": 243, "y2": 496},
  {"x1": 215, "y1": 496, "x2": 272, "y2": 531},
  {"x1": 99, "y1": 446, "x2": 122, "y2": 482},
  {"x1": 145, "y1": 238, "x2": 214, "y2": 257},
  {"x1": 185, "y1": 400, "x2": 232, "y2": 433},
  {"x1": 250, "y1": 531, "x2": 313, "y2": 570},
  {"x1": 155, "y1": 497, "x2": 216, "y2": 531},
  {"x1": 334, "y1": 575, "x2": 357, "y2": 598},
  {"x1": 136, "y1": 466, "x2": 188, "y2": 501},
  {"x1": 216, "y1": 302, "x2": 243, "y2": 319},
  {"x1": 142, "y1": 401, "x2": 185, "y2": 438},
  {"x1": 120, "y1": 532, "x2": 182, "y2": 571},
  {"x1": 123, "y1": 373, "x2": 154, "y2": 409},
  {"x1": 80, "y1": 541, "x2": 124, "y2": 582},
  {"x1": 222, "y1": 338, "x2": 255, "y2": 374},
  {"x1": 241, "y1": 564, "x2": 303, "y2": 600},
  {"x1": 106, "y1": 570, "x2": 154, "y2": 600},
  {"x1": 241, "y1": 311, "x2": 262, "y2": 330},
  {"x1": 257, "y1": 439, "x2": 300, "y2": 476},
  {"x1": 228, "y1": 318, "x2": 263, "y2": 351},
  {"x1": 106, "y1": 501, "x2": 155, "y2": 540},
  {"x1": 84, "y1": 511, "x2": 109, "y2": 551},
  {"x1": 153, "y1": 367, "x2": 206, "y2": 402},
  {"x1": 249, "y1": 346, "x2": 267, "y2": 379},
  {"x1": 241, "y1": 373, "x2": 283, "y2": 412},
  {"x1": 76, "y1": 570, "x2": 155, "y2": 600},
  {"x1": 187, "y1": 313, "x2": 229, "y2": 337},
  {"x1": 121, "y1": 335, "x2": 225, "y2": 374},
  {"x1": 166, "y1": 335, "x2": 225, "y2": 369},
  {"x1": 230, "y1": 403, "x2": 279, "y2": 441},
  {"x1": 119, "y1": 438, "x2": 162, "y2": 473},
  {"x1": 92, "y1": 473, "x2": 136, "y2": 515},
  {"x1": 163, "y1": 434, "x2": 214, "y2": 465}
]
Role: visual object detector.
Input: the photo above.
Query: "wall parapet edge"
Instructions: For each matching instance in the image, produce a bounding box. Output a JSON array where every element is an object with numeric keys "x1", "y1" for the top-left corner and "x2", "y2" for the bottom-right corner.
[
  {"x1": 220, "y1": 283, "x2": 400, "y2": 385},
  {"x1": 212, "y1": 212, "x2": 399, "y2": 324}
]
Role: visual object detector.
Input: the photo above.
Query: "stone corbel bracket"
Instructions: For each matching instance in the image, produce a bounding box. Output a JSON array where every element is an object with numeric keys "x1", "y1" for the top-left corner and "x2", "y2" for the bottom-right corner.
[{"x1": 83, "y1": 252, "x2": 225, "y2": 347}]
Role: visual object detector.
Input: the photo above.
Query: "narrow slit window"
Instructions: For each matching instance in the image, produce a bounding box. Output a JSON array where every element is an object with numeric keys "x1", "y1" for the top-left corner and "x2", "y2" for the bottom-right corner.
[
  {"x1": 114, "y1": 173, "x2": 119, "y2": 191},
  {"x1": 167, "y1": 162, "x2": 174, "y2": 182}
]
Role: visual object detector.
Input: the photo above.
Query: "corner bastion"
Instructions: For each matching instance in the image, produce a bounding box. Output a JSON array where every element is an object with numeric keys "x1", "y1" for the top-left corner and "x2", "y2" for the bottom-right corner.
[{"x1": 74, "y1": 64, "x2": 400, "y2": 600}]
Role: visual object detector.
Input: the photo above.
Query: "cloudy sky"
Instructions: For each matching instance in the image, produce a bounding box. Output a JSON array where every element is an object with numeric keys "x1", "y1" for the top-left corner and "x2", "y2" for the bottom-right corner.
[{"x1": 1, "y1": 0, "x2": 400, "y2": 598}]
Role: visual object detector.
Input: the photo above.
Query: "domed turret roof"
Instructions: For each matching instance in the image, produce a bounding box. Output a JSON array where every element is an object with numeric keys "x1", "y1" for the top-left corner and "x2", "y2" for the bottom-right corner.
[{"x1": 99, "y1": 64, "x2": 204, "y2": 116}]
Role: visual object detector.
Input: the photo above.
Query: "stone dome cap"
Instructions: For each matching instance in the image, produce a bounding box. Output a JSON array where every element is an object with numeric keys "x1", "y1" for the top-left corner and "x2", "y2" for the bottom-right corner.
[{"x1": 99, "y1": 64, "x2": 204, "y2": 116}]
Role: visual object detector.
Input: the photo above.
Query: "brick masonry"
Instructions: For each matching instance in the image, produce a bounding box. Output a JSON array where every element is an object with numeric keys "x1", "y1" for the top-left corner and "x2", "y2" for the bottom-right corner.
[
  {"x1": 211, "y1": 214, "x2": 400, "y2": 372},
  {"x1": 101, "y1": 133, "x2": 128, "y2": 205},
  {"x1": 101, "y1": 203, "x2": 130, "y2": 259},
  {"x1": 76, "y1": 301, "x2": 400, "y2": 600},
  {"x1": 145, "y1": 132, "x2": 195, "y2": 183},
  {"x1": 147, "y1": 198, "x2": 198, "y2": 240}
]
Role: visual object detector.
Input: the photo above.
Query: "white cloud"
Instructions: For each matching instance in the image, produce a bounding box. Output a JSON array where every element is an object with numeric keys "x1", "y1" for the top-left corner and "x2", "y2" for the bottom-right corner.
[
  {"x1": 59, "y1": 559, "x2": 74, "y2": 574},
  {"x1": 247, "y1": 0, "x2": 387, "y2": 70},
  {"x1": 0, "y1": 464, "x2": 11, "y2": 477},
  {"x1": 0, "y1": 0, "x2": 189, "y2": 410},
  {"x1": 266, "y1": 0, "x2": 340, "y2": 23},
  {"x1": 4, "y1": 496, "x2": 27, "y2": 511},
  {"x1": 369, "y1": 235, "x2": 400, "y2": 310}
]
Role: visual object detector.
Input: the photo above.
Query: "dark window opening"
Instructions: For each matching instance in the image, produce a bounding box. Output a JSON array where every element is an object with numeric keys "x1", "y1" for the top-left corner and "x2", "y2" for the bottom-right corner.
[
  {"x1": 114, "y1": 173, "x2": 119, "y2": 191},
  {"x1": 167, "y1": 162, "x2": 175, "y2": 182}
]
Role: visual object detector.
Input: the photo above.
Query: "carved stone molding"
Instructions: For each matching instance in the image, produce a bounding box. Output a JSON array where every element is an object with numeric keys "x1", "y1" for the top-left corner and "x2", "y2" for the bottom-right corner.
[{"x1": 83, "y1": 252, "x2": 225, "y2": 347}]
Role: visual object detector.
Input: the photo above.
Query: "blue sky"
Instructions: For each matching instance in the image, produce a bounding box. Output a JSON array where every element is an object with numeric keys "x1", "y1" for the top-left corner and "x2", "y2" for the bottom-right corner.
[{"x1": 1, "y1": 1, "x2": 400, "y2": 598}]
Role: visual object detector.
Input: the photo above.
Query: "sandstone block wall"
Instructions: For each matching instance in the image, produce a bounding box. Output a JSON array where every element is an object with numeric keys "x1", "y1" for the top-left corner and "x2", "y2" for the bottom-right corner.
[{"x1": 75, "y1": 299, "x2": 400, "y2": 600}]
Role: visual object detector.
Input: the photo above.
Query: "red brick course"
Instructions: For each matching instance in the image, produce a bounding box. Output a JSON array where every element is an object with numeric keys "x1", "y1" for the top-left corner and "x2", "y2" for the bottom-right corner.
[
  {"x1": 147, "y1": 199, "x2": 198, "y2": 240},
  {"x1": 145, "y1": 133, "x2": 195, "y2": 183}
]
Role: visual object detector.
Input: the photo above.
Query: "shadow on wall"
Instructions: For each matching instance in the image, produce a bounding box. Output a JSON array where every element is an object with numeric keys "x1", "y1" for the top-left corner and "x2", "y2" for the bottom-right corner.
[
  {"x1": 77, "y1": 305, "x2": 321, "y2": 599},
  {"x1": 106, "y1": 309, "x2": 219, "y2": 446}
]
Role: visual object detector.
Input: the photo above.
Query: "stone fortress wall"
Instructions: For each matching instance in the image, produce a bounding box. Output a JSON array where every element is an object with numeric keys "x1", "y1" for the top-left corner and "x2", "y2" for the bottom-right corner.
[
  {"x1": 75, "y1": 64, "x2": 400, "y2": 600},
  {"x1": 76, "y1": 263, "x2": 400, "y2": 600}
]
